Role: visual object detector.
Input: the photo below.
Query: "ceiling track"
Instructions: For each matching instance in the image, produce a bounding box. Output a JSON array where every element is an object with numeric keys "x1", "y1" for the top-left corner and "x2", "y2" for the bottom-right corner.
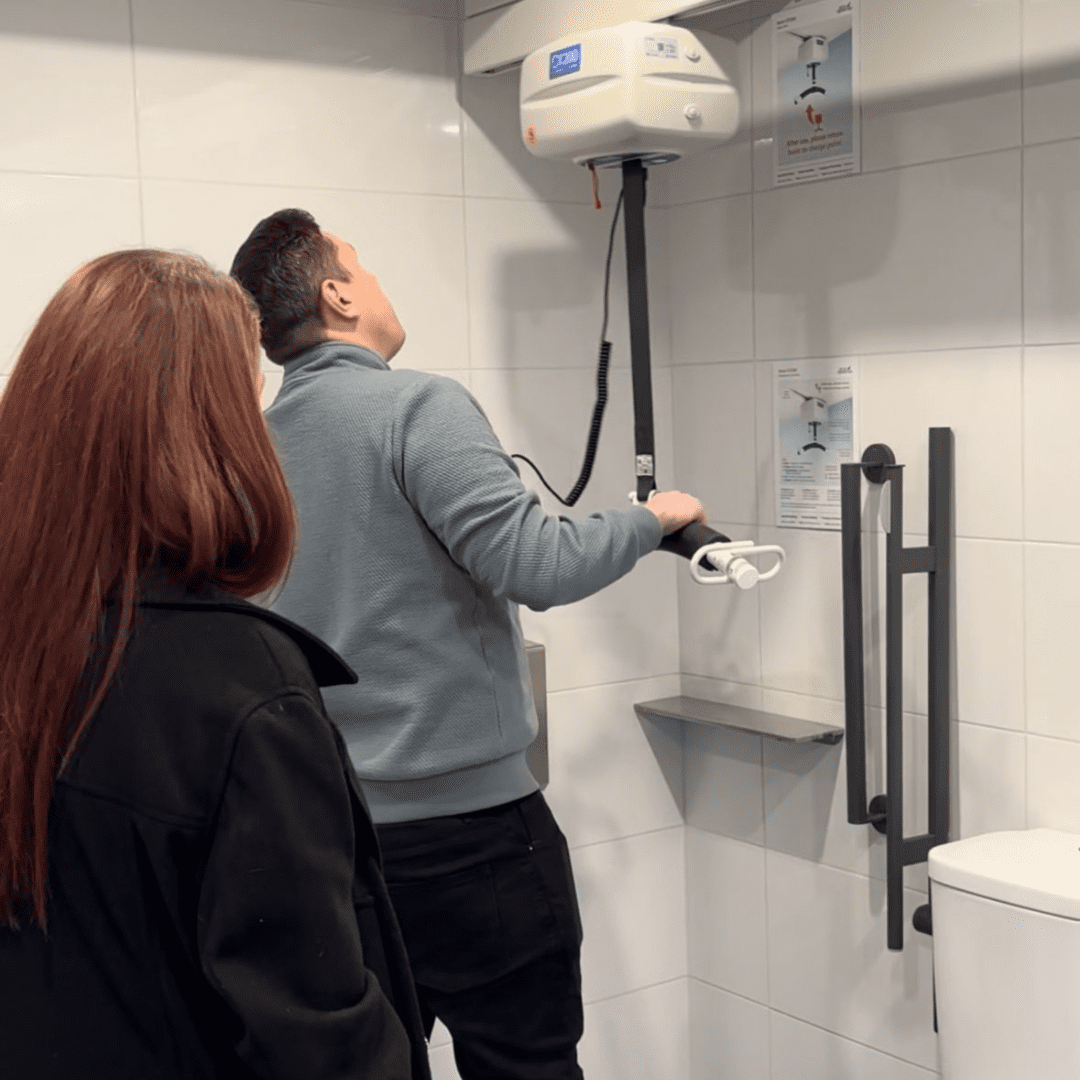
[{"x1": 463, "y1": 0, "x2": 785, "y2": 76}]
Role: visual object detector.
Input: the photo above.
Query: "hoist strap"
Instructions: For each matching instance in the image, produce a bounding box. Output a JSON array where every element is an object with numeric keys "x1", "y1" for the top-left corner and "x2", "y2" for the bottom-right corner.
[
  {"x1": 622, "y1": 158, "x2": 656, "y2": 506},
  {"x1": 621, "y1": 157, "x2": 732, "y2": 558}
]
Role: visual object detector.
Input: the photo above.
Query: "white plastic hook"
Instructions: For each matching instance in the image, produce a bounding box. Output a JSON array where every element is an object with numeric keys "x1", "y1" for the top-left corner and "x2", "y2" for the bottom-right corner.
[{"x1": 689, "y1": 540, "x2": 785, "y2": 590}]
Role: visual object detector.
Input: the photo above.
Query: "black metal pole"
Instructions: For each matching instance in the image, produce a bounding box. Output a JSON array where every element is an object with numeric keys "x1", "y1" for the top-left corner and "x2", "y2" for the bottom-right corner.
[
  {"x1": 886, "y1": 463, "x2": 905, "y2": 951},
  {"x1": 841, "y1": 462, "x2": 868, "y2": 825},
  {"x1": 622, "y1": 158, "x2": 656, "y2": 505},
  {"x1": 927, "y1": 428, "x2": 952, "y2": 847}
]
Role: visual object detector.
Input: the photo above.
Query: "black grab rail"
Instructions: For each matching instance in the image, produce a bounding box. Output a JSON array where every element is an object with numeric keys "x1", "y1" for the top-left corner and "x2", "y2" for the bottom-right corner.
[{"x1": 841, "y1": 429, "x2": 953, "y2": 952}]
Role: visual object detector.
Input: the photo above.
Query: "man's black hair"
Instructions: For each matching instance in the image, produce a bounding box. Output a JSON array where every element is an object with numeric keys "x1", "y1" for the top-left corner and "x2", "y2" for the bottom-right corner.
[{"x1": 230, "y1": 208, "x2": 351, "y2": 364}]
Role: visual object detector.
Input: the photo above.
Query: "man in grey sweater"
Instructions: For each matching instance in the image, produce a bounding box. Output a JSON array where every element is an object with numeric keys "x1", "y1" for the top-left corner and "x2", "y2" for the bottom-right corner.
[{"x1": 232, "y1": 208, "x2": 705, "y2": 1080}]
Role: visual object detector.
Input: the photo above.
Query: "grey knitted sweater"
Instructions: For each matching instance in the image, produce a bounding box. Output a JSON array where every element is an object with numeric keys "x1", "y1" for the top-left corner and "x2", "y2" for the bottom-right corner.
[{"x1": 262, "y1": 341, "x2": 663, "y2": 823}]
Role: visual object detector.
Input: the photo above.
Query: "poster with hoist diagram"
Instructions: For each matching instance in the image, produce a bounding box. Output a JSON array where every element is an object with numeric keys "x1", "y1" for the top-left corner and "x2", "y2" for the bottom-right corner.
[
  {"x1": 774, "y1": 359, "x2": 859, "y2": 530},
  {"x1": 774, "y1": 0, "x2": 861, "y2": 186}
]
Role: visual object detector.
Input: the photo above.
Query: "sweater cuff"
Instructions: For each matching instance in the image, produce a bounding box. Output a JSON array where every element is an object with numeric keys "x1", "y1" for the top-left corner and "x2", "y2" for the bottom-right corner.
[{"x1": 630, "y1": 504, "x2": 665, "y2": 550}]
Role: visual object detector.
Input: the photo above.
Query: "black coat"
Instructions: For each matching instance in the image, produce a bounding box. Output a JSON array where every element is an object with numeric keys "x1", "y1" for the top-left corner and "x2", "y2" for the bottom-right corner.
[{"x1": 0, "y1": 564, "x2": 433, "y2": 1080}]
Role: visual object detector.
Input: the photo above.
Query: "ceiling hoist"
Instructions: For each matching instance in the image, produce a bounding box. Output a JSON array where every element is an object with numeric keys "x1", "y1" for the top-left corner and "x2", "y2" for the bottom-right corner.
[{"x1": 513, "y1": 20, "x2": 785, "y2": 590}]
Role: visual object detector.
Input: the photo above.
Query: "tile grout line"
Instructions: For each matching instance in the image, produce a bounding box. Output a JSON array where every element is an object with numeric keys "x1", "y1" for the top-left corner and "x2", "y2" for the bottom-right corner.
[
  {"x1": 127, "y1": 0, "x2": 146, "y2": 248},
  {"x1": 747, "y1": 41, "x2": 775, "y2": 1063},
  {"x1": 1019, "y1": 0, "x2": 1029, "y2": 830},
  {"x1": 454, "y1": 10, "x2": 473, "y2": 389}
]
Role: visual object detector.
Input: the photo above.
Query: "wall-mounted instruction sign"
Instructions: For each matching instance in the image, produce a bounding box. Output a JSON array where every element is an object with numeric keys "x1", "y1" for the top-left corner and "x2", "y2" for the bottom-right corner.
[
  {"x1": 775, "y1": 359, "x2": 858, "y2": 530},
  {"x1": 774, "y1": 0, "x2": 861, "y2": 186}
]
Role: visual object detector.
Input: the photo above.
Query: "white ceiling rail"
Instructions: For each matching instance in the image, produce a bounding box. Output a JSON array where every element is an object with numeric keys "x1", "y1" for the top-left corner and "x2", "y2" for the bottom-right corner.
[{"x1": 463, "y1": 0, "x2": 770, "y2": 76}]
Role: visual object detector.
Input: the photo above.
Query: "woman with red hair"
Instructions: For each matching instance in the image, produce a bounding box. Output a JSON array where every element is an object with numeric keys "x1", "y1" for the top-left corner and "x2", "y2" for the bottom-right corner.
[{"x1": 0, "y1": 250, "x2": 431, "y2": 1079}]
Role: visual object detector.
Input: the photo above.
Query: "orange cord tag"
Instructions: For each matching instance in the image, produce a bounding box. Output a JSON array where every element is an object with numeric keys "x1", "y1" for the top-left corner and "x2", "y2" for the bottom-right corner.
[{"x1": 588, "y1": 162, "x2": 602, "y2": 209}]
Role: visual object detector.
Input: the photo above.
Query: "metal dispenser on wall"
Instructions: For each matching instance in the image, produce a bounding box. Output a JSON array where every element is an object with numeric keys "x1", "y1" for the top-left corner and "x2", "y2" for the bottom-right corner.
[{"x1": 841, "y1": 429, "x2": 954, "y2": 954}]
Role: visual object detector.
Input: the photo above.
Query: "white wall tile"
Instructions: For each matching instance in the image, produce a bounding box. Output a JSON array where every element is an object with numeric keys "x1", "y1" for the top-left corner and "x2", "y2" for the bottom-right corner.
[
  {"x1": 672, "y1": 362, "x2": 758, "y2": 528},
  {"x1": 681, "y1": 672, "x2": 763, "y2": 713},
  {"x1": 142, "y1": 180, "x2": 470, "y2": 370},
  {"x1": 1025, "y1": 345, "x2": 1080, "y2": 539},
  {"x1": 765, "y1": 852, "x2": 940, "y2": 1072},
  {"x1": 1027, "y1": 733, "x2": 1080, "y2": 831},
  {"x1": 426, "y1": 1038, "x2": 461, "y2": 1080},
  {"x1": 748, "y1": 9, "x2": 780, "y2": 193},
  {"x1": 688, "y1": 979, "x2": 769, "y2": 1080},
  {"x1": 758, "y1": 525, "x2": 845, "y2": 701},
  {"x1": 544, "y1": 675, "x2": 684, "y2": 849},
  {"x1": 753, "y1": 152, "x2": 1023, "y2": 360},
  {"x1": 132, "y1": 0, "x2": 462, "y2": 195},
  {"x1": 684, "y1": 701, "x2": 766, "y2": 846},
  {"x1": 0, "y1": 0, "x2": 140, "y2": 177},
  {"x1": 1024, "y1": 141, "x2": 1080, "y2": 346},
  {"x1": 761, "y1": 691, "x2": 863, "y2": 875},
  {"x1": 0, "y1": 173, "x2": 143, "y2": 373},
  {"x1": 762, "y1": 696, "x2": 930, "y2": 893},
  {"x1": 581, "y1": 978, "x2": 690, "y2": 1080},
  {"x1": 519, "y1": 518, "x2": 680, "y2": 691},
  {"x1": 860, "y1": 0, "x2": 1021, "y2": 173},
  {"x1": 687, "y1": 829, "x2": 769, "y2": 1002},
  {"x1": 260, "y1": 366, "x2": 283, "y2": 411},
  {"x1": 1024, "y1": 541, "x2": 1080, "y2": 741},
  {"x1": 770, "y1": 1010, "x2": 939, "y2": 1080},
  {"x1": 910, "y1": 538, "x2": 1025, "y2": 729},
  {"x1": 955, "y1": 720, "x2": 1027, "y2": 838},
  {"x1": 670, "y1": 196, "x2": 754, "y2": 366},
  {"x1": 1023, "y1": 0, "x2": 1080, "y2": 144},
  {"x1": 572, "y1": 826, "x2": 687, "y2": 1004},
  {"x1": 859, "y1": 348, "x2": 1023, "y2": 540},
  {"x1": 465, "y1": 197, "x2": 672, "y2": 371}
]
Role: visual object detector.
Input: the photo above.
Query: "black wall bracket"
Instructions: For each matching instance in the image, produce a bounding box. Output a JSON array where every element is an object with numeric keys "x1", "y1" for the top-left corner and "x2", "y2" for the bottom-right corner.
[{"x1": 841, "y1": 429, "x2": 953, "y2": 952}]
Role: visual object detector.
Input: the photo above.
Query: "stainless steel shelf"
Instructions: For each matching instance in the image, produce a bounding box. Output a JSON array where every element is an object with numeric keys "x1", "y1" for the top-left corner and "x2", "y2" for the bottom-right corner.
[{"x1": 634, "y1": 696, "x2": 843, "y2": 745}]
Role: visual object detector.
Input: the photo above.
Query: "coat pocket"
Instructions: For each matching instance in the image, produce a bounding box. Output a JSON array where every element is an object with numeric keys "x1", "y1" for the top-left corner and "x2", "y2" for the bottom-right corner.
[{"x1": 351, "y1": 893, "x2": 401, "y2": 1014}]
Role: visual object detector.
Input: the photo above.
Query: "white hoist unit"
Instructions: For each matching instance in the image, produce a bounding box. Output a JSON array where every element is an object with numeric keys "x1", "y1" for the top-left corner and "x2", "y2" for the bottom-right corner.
[{"x1": 516, "y1": 22, "x2": 784, "y2": 590}]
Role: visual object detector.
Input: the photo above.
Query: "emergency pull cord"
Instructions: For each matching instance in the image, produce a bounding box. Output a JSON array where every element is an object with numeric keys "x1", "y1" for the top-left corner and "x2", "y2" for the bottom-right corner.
[{"x1": 511, "y1": 186, "x2": 625, "y2": 508}]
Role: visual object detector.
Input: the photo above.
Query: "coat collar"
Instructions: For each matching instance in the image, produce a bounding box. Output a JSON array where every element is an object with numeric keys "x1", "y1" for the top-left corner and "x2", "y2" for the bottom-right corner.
[{"x1": 104, "y1": 561, "x2": 358, "y2": 689}]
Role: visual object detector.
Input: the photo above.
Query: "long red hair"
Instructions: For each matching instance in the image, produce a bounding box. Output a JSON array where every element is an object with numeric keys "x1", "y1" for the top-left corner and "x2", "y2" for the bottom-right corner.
[{"x1": 0, "y1": 249, "x2": 298, "y2": 929}]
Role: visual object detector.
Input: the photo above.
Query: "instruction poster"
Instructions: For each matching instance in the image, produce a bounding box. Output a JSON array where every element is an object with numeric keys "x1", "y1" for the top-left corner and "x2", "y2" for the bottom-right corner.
[
  {"x1": 775, "y1": 359, "x2": 858, "y2": 530},
  {"x1": 774, "y1": 0, "x2": 861, "y2": 186}
]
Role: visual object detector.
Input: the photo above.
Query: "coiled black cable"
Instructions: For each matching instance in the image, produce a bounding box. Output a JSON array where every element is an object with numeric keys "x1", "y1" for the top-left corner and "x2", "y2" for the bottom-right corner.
[{"x1": 512, "y1": 186, "x2": 625, "y2": 507}]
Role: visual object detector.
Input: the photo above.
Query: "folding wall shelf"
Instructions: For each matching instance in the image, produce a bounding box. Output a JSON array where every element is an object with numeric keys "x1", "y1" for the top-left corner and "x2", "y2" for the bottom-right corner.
[{"x1": 634, "y1": 696, "x2": 843, "y2": 745}]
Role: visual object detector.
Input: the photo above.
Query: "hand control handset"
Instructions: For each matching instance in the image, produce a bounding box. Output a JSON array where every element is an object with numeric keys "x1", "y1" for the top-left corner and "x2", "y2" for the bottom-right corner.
[{"x1": 659, "y1": 522, "x2": 785, "y2": 591}]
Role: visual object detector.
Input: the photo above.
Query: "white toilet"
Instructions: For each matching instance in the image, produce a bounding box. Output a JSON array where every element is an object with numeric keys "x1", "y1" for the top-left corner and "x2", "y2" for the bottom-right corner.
[{"x1": 928, "y1": 828, "x2": 1080, "y2": 1079}]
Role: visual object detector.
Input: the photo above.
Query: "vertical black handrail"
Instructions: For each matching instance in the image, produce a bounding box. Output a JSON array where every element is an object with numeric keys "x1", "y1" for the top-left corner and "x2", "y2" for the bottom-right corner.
[
  {"x1": 841, "y1": 463, "x2": 868, "y2": 825},
  {"x1": 842, "y1": 431, "x2": 952, "y2": 953},
  {"x1": 884, "y1": 462, "x2": 905, "y2": 951},
  {"x1": 927, "y1": 429, "x2": 952, "y2": 848}
]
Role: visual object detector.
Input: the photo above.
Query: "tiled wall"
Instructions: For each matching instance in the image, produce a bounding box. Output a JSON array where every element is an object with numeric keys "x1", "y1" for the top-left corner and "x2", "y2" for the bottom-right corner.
[
  {"x1": 5, "y1": 1, "x2": 1080, "y2": 1079},
  {"x1": 667, "y1": 1, "x2": 1080, "y2": 1077},
  {"x1": 0, "y1": 2, "x2": 687, "y2": 1078}
]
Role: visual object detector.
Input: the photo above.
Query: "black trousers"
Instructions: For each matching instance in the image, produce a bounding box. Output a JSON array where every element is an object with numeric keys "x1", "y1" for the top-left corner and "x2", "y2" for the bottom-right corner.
[{"x1": 375, "y1": 791, "x2": 585, "y2": 1080}]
